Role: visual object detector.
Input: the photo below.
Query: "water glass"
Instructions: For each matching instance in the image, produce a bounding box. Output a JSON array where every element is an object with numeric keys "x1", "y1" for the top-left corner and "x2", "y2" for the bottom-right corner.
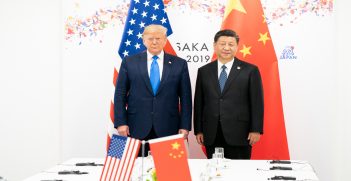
[{"x1": 215, "y1": 147, "x2": 224, "y2": 156}]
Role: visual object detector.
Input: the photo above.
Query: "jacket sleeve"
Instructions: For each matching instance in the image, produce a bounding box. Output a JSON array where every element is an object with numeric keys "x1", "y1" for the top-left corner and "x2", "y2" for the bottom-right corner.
[
  {"x1": 114, "y1": 58, "x2": 129, "y2": 128},
  {"x1": 179, "y1": 60, "x2": 192, "y2": 131},
  {"x1": 194, "y1": 68, "x2": 204, "y2": 135},
  {"x1": 249, "y1": 66, "x2": 264, "y2": 133}
]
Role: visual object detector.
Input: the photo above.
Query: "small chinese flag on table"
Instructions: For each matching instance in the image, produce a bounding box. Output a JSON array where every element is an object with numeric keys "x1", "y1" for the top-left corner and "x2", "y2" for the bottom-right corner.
[{"x1": 149, "y1": 134, "x2": 191, "y2": 181}]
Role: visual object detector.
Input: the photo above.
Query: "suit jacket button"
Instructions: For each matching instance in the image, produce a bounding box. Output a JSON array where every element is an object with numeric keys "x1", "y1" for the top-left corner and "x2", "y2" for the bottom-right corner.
[{"x1": 220, "y1": 99, "x2": 223, "y2": 101}]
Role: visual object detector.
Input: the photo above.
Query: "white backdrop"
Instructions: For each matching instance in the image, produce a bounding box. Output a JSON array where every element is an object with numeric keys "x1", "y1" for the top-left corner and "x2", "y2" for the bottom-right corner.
[{"x1": 1, "y1": 0, "x2": 351, "y2": 181}]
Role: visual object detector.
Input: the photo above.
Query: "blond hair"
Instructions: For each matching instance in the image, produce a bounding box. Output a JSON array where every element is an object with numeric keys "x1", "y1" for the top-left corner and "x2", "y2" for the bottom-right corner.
[{"x1": 142, "y1": 24, "x2": 167, "y2": 37}]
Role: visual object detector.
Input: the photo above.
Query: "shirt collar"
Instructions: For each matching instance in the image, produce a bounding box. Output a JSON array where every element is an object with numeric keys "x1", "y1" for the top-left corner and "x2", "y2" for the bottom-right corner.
[
  {"x1": 218, "y1": 58, "x2": 235, "y2": 70},
  {"x1": 147, "y1": 50, "x2": 164, "y2": 61}
]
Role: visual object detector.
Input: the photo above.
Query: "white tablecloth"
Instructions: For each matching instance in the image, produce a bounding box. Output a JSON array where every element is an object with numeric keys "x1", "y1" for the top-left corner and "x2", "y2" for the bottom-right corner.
[{"x1": 24, "y1": 158, "x2": 319, "y2": 181}]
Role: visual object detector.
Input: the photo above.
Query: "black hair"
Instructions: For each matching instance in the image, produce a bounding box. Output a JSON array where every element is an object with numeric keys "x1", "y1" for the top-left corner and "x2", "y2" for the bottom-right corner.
[{"x1": 214, "y1": 29, "x2": 239, "y2": 43}]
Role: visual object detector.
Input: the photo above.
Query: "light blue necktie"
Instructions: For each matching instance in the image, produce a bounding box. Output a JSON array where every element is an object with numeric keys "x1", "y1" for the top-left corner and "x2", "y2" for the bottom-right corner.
[
  {"x1": 219, "y1": 65, "x2": 227, "y2": 92},
  {"x1": 150, "y1": 55, "x2": 160, "y2": 95}
]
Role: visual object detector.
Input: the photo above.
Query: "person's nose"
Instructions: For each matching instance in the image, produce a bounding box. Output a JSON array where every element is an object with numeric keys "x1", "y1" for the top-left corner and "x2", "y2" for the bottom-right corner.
[
  {"x1": 152, "y1": 39, "x2": 158, "y2": 44},
  {"x1": 223, "y1": 45, "x2": 230, "y2": 50}
]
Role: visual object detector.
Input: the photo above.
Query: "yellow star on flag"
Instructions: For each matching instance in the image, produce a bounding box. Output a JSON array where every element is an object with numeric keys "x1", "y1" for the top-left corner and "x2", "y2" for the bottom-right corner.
[
  {"x1": 171, "y1": 142, "x2": 180, "y2": 150},
  {"x1": 224, "y1": 0, "x2": 246, "y2": 19},
  {"x1": 239, "y1": 45, "x2": 252, "y2": 58},
  {"x1": 258, "y1": 32, "x2": 271, "y2": 45},
  {"x1": 262, "y1": 14, "x2": 266, "y2": 23}
]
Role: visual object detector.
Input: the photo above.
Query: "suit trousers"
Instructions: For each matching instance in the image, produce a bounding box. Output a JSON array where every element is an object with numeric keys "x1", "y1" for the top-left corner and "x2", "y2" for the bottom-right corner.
[
  {"x1": 137, "y1": 126, "x2": 158, "y2": 157},
  {"x1": 205, "y1": 122, "x2": 252, "y2": 159}
]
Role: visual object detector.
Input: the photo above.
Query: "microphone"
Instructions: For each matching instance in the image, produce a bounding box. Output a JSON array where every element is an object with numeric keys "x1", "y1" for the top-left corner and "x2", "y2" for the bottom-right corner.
[
  {"x1": 270, "y1": 166, "x2": 293, "y2": 170},
  {"x1": 75, "y1": 162, "x2": 103, "y2": 166},
  {"x1": 270, "y1": 160, "x2": 292, "y2": 164},
  {"x1": 58, "y1": 170, "x2": 88, "y2": 175},
  {"x1": 268, "y1": 176, "x2": 296, "y2": 180}
]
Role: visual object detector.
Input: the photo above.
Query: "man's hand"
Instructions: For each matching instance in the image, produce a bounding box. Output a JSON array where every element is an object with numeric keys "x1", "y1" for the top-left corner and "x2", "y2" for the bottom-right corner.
[
  {"x1": 247, "y1": 132, "x2": 261, "y2": 145},
  {"x1": 196, "y1": 133, "x2": 204, "y2": 145},
  {"x1": 117, "y1": 125, "x2": 130, "y2": 136},
  {"x1": 178, "y1": 129, "x2": 189, "y2": 139}
]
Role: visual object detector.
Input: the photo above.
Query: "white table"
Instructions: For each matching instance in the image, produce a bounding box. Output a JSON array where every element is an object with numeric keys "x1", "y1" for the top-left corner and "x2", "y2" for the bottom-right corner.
[{"x1": 24, "y1": 158, "x2": 319, "y2": 181}]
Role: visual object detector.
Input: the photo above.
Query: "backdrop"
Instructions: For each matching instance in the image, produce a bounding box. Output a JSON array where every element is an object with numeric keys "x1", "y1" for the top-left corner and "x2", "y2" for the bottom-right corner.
[
  {"x1": 62, "y1": 0, "x2": 334, "y2": 160},
  {"x1": 1, "y1": 0, "x2": 340, "y2": 181}
]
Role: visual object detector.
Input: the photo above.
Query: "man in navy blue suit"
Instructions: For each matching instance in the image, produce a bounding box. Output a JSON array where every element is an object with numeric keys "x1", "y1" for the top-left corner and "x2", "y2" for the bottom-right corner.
[{"x1": 114, "y1": 24, "x2": 192, "y2": 156}]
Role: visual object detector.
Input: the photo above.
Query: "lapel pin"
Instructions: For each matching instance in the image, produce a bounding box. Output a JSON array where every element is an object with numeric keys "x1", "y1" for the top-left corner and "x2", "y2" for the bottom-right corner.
[
  {"x1": 169, "y1": 61, "x2": 172, "y2": 64},
  {"x1": 237, "y1": 66, "x2": 241, "y2": 70}
]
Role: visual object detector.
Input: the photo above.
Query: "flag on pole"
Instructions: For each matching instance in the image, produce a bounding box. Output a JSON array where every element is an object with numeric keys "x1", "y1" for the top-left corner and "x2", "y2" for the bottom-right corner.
[
  {"x1": 149, "y1": 134, "x2": 191, "y2": 181},
  {"x1": 107, "y1": 0, "x2": 177, "y2": 150},
  {"x1": 100, "y1": 135, "x2": 141, "y2": 181},
  {"x1": 221, "y1": 0, "x2": 290, "y2": 159}
]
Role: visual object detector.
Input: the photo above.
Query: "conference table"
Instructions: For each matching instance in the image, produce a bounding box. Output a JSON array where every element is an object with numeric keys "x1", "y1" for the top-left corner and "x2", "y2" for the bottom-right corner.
[{"x1": 24, "y1": 158, "x2": 319, "y2": 180}]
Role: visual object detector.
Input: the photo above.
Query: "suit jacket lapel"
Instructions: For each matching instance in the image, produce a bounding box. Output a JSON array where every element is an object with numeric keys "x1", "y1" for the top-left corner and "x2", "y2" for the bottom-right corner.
[
  {"x1": 222, "y1": 58, "x2": 242, "y2": 94},
  {"x1": 138, "y1": 52, "x2": 153, "y2": 95},
  {"x1": 156, "y1": 53, "x2": 172, "y2": 95}
]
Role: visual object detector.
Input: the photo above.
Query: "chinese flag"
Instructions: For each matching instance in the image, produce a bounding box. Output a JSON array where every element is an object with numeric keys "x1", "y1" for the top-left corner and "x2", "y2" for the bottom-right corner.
[
  {"x1": 149, "y1": 134, "x2": 191, "y2": 181},
  {"x1": 221, "y1": 0, "x2": 290, "y2": 159}
]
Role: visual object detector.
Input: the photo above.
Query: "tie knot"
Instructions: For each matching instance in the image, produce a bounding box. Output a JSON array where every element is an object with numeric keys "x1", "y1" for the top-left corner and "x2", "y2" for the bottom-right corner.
[
  {"x1": 152, "y1": 55, "x2": 158, "y2": 61},
  {"x1": 222, "y1": 65, "x2": 227, "y2": 70}
]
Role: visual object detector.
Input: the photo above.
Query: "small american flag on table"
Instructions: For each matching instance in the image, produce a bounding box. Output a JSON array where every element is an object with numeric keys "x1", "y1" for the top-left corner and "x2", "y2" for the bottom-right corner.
[{"x1": 100, "y1": 135, "x2": 141, "y2": 181}]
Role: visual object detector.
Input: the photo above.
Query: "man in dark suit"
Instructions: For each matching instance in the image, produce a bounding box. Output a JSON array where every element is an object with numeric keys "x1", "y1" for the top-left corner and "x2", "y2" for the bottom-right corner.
[
  {"x1": 194, "y1": 29, "x2": 264, "y2": 159},
  {"x1": 114, "y1": 24, "x2": 192, "y2": 156}
]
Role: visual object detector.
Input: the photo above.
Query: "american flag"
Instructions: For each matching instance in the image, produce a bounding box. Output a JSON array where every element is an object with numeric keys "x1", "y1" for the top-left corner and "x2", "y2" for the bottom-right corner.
[
  {"x1": 100, "y1": 135, "x2": 141, "y2": 181},
  {"x1": 117, "y1": 0, "x2": 173, "y2": 58}
]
